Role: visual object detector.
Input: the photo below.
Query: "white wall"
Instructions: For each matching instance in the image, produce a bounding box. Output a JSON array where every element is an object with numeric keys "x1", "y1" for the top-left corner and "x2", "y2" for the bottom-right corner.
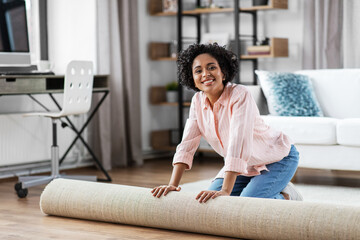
[
  {"x1": 0, "y1": 0, "x2": 99, "y2": 175},
  {"x1": 47, "y1": 0, "x2": 97, "y2": 74},
  {"x1": 138, "y1": 0, "x2": 304, "y2": 151},
  {"x1": 258, "y1": 0, "x2": 303, "y2": 72}
]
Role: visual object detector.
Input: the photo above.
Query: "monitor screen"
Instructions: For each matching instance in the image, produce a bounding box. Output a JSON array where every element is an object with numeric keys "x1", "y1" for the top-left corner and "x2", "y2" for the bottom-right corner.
[{"x1": 0, "y1": 0, "x2": 31, "y2": 66}]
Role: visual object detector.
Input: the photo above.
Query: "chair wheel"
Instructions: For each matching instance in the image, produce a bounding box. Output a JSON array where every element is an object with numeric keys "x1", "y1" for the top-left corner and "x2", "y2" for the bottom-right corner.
[
  {"x1": 14, "y1": 182, "x2": 22, "y2": 191},
  {"x1": 16, "y1": 187, "x2": 28, "y2": 198}
]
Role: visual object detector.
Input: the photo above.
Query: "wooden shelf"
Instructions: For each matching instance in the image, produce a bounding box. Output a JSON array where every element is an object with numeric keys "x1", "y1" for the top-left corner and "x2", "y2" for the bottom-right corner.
[
  {"x1": 149, "y1": 38, "x2": 288, "y2": 61},
  {"x1": 151, "y1": 11, "x2": 178, "y2": 16},
  {"x1": 241, "y1": 54, "x2": 273, "y2": 59},
  {"x1": 151, "y1": 6, "x2": 287, "y2": 16},
  {"x1": 151, "y1": 130, "x2": 176, "y2": 150},
  {"x1": 148, "y1": 42, "x2": 177, "y2": 61},
  {"x1": 149, "y1": 42, "x2": 174, "y2": 60},
  {"x1": 150, "y1": 86, "x2": 190, "y2": 106},
  {"x1": 197, "y1": 148, "x2": 216, "y2": 153},
  {"x1": 154, "y1": 57, "x2": 177, "y2": 61},
  {"x1": 241, "y1": 38, "x2": 288, "y2": 59},
  {"x1": 148, "y1": 38, "x2": 288, "y2": 60},
  {"x1": 152, "y1": 145, "x2": 177, "y2": 151},
  {"x1": 149, "y1": 0, "x2": 288, "y2": 16},
  {"x1": 183, "y1": 8, "x2": 234, "y2": 15}
]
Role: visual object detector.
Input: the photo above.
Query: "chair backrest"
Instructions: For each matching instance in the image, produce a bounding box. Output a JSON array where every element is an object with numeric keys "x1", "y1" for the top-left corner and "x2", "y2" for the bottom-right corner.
[{"x1": 60, "y1": 60, "x2": 94, "y2": 116}]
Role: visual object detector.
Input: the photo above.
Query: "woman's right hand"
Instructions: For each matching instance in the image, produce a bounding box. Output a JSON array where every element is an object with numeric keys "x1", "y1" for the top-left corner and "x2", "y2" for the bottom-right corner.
[{"x1": 151, "y1": 185, "x2": 181, "y2": 198}]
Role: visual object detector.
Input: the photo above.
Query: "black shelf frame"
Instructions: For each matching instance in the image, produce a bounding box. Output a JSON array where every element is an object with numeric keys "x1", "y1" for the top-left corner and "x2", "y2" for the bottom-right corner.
[{"x1": 176, "y1": 0, "x2": 259, "y2": 142}]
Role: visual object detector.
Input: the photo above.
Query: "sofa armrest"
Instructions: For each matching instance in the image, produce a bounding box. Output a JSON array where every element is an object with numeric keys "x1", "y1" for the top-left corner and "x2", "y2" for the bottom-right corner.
[
  {"x1": 337, "y1": 118, "x2": 360, "y2": 146},
  {"x1": 247, "y1": 85, "x2": 269, "y2": 115}
]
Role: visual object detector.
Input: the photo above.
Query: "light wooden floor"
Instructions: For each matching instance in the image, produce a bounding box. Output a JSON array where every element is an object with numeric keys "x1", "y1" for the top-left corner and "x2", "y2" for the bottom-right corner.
[
  {"x1": 1, "y1": 156, "x2": 359, "y2": 240},
  {"x1": 0, "y1": 157, "x2": 234, "y2": 240}
]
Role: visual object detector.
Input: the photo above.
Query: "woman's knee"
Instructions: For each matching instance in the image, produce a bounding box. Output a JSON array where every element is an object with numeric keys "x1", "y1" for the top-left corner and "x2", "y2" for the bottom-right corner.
[{"x1": 207, "y1": 178, "x2": 223, "y2": 191}]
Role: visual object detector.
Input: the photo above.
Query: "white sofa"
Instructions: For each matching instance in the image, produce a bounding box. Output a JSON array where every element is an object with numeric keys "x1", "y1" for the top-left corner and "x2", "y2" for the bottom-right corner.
[{"x1": 254, "y1": 69, "x2": 360, "y2": 172}]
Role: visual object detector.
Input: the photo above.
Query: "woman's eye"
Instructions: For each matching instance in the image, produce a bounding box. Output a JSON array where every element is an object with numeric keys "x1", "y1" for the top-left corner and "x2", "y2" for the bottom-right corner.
[
  {"x1": 209, "y1": 66, "x2": 216, "y2": 70},
  {"x1": 194, "y1": 70, "x2": 201, "y2": 74}
]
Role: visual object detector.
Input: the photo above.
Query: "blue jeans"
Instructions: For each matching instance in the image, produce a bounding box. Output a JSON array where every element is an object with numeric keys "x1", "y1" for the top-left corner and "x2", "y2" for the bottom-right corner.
[{"x1": 208, "y1": 145, "x2": 299, "y2": 200}]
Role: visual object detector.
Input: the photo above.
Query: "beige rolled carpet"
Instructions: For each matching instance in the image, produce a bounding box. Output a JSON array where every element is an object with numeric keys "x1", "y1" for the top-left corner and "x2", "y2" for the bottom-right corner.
[{"x1": 40, "y1": 179, "x2": 360, "y2": 240}]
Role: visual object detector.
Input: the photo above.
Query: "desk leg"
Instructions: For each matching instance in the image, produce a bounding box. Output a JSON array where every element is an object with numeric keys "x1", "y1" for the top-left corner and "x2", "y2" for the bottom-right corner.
[{"x1": 49, "y1": 91, "x2": 111, "y2": 182}]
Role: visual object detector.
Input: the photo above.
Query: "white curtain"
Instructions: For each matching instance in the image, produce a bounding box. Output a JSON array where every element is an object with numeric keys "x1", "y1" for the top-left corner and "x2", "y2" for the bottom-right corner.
[
  {"x1": 92, "y1": 0, "x2": 143, "y2": 171},
  {"x1": 343, "y1": 1, "x2": 360, "y2": 68},
  {"x1": 302, "y1": 0, "x2": 343, "y2": 69}
]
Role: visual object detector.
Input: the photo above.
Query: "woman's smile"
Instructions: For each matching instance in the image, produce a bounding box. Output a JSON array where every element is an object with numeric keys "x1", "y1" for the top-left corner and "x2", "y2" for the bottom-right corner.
[
  {"x1": 192, "y1": 53, "x2": 225, "y2": 106},
  {"x1": 202, "y1": 78, "x2": 215, "y2": 85}
]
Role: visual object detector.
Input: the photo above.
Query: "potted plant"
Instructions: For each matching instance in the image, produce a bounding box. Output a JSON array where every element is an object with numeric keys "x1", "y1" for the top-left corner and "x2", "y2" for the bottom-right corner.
[{"x1": 165, "y1": 81, "x2": 178, "y2": 103}]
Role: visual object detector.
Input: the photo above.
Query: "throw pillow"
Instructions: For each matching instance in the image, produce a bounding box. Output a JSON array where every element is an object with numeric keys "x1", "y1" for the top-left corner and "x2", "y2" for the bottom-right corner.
[{"x1": 255, "y1": 70, "x2": 324, "y2": 117}]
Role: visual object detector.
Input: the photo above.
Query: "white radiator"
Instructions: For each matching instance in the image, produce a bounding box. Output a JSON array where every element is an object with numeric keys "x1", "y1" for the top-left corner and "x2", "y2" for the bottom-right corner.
[{"x1": 0, "y1": 114, "x2": 87, "y2": 167}]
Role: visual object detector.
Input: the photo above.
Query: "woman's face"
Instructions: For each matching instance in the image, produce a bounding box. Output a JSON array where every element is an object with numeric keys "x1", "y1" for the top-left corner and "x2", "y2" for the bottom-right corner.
[{"x1": 192, "y1": 53, "x2": 225, "y2": 95}]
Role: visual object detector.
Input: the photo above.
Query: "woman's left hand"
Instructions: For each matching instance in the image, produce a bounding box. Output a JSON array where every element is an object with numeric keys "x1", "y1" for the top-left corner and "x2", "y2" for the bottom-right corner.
[{"x1": 195, "y1": 190, "x2": 230, "y2": 203}]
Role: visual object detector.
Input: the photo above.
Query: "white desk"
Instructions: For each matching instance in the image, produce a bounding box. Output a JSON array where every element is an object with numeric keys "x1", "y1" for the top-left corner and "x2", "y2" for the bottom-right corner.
[
  {"x1": 0, "y1": 74, "x2": 108, "y2": 94},
  {"x1": 0, "y1": 74, "x2": 111, "y2": 181}
]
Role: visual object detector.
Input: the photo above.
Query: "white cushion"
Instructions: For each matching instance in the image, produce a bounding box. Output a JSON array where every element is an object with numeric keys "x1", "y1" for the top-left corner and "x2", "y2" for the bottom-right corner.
[
  {"x1": 261, "y1": 116, "x2": 337, "y2": 145},
  {"x1": 296, "y1": 144, "x2": 360, "y2": 170},
  {"x1": 295, "y1": 69, "x2": 360, "y2": 118},
  {"x1": 337, "y1": 118, "x2": 360, "y2": 146}
]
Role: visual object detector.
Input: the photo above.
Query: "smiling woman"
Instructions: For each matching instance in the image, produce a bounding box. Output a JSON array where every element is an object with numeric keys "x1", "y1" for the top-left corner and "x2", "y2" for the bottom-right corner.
[{"x1": 151, "y1": 43, "x2": 303, "y2": 204}]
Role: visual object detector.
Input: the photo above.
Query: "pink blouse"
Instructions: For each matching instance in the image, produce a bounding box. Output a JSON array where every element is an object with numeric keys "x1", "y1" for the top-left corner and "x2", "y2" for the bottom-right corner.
[{"x1": 173, "y1": 83, "x2": 292, "y2": 178}]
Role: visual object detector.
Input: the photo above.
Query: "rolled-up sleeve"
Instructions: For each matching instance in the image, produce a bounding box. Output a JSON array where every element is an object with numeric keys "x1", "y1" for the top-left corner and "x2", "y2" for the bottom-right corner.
[
  {"x1": 224, "y1": 90, "x2": 258, "y2": 174},
  {"x1": 172, "y1": 96, "x2": 201, "y2": 170}
]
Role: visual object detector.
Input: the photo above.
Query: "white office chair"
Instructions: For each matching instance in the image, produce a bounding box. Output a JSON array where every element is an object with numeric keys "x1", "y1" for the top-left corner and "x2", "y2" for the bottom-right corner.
[{"x1": 15, "y1": 60, "x2": 97, "y2": 198}]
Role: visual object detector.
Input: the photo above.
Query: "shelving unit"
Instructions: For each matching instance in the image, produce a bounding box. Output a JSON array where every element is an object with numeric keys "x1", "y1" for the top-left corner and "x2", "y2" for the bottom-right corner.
[
  {"x1": 241, "y1": 38, "x2": 288, "y2": 59},
  {"x1": 148, "y1": 42, "x2": 177, "y2": 61},
  {"x1": 148, "y1": 0, "x2": 288, "y2": 152},
  {"x1": 151, "y1": 130, "x2": 176, "y2": 151},
  {"x1": 149, "y1": 0, "x2": 287, "y2": 16},
  {"x1": 150, "y1": 86, "x2": 190, "y2": 106}
]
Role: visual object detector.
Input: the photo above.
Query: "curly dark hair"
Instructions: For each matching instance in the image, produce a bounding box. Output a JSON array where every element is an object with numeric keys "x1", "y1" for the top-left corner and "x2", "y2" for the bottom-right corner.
[{"x1": 177, "y1": 43, "x2": 239, "y2": 91}]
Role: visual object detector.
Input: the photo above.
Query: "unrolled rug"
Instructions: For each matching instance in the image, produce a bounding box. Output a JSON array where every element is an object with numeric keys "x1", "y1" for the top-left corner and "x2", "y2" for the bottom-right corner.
[{"x1": 40, "y1": 179, "x2": 360, "y2": 240}]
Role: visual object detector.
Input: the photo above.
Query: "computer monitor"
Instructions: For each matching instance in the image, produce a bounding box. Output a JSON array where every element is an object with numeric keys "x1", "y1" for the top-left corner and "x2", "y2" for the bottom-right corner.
[{"x1": 0, "y1": 0, "x2": 31, "y2": 67}]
